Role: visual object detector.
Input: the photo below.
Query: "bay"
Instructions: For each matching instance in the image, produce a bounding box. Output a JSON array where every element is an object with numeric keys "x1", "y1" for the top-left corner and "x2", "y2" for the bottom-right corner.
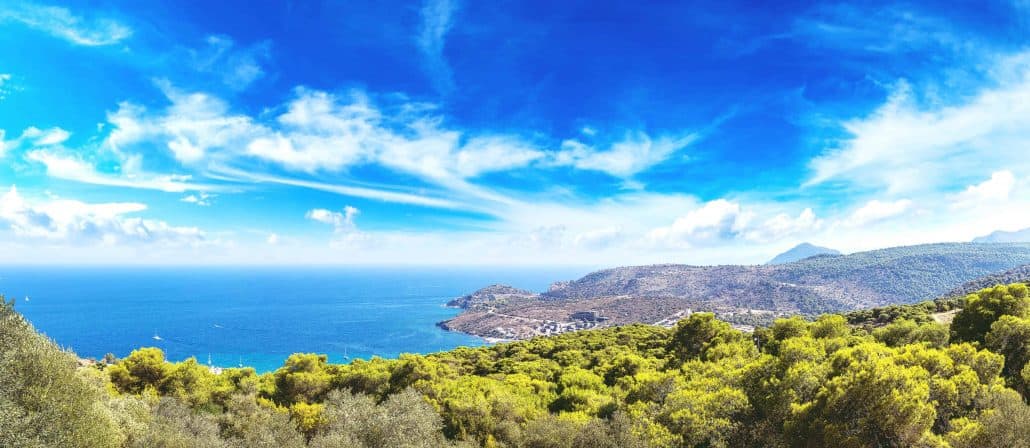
[{"x1": 0, "y1": 266, "x2": 589, "y2": 372}]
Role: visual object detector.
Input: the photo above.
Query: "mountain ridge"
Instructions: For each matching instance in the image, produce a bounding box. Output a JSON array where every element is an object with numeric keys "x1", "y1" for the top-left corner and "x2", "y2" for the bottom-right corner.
[{"x1": 974, "y1": 227, "x2": 1030, "y2": 243}]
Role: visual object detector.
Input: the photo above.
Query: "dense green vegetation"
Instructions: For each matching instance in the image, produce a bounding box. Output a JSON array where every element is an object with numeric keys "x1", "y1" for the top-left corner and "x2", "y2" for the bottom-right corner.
[
  {"x1": 4, "y1": 283, "x2": 1030, "y2": 447},
  {"x1": 944, "y1": 263, "x2": 1030, "y2": 298},
  {"x1": 844, "y1": 297, "x2": 961, "y2": 328}
]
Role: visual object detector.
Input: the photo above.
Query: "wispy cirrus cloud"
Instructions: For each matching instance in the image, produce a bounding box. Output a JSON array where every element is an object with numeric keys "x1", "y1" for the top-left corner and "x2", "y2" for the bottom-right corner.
[
  {"x1": 26, "y1": 150, "x2": 215, "y2": 193},
  {"x1": 551, "y1": 132, "x2": 697, "y2": 178},
  {"x1": 416, "y1": 0, "x2": 458, "y2": 95},
  {"x1": 807, "y1": 52, "x2": 1030, "y2": 194},
  {"x1": 0, "y1": 2, "x2": 131, "y2": 46},
  {"x1": 209, "y1": 166, "x2": 466, "y2": 211},
  {"x1": 190, "y1": 35, "x2": 272, "y2": 91},
  {"x1": 791, "y1": 3, "x2": 972, "y2": 55}
]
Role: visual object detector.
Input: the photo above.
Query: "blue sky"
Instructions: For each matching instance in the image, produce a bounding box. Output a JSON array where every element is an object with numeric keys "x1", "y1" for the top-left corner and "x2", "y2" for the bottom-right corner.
[{"x1": 0, "y1": 0, "x2": 1028, "y2": 265}]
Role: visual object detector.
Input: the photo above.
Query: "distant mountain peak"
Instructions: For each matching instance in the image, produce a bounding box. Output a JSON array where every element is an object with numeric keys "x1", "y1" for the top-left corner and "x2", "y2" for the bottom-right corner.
[
  {"x1": 973, "y1": 227, "x2": 1030, "y2": 243},
  {"x1": 768, "y1": 242, "x2": 841, "y2": 265}
]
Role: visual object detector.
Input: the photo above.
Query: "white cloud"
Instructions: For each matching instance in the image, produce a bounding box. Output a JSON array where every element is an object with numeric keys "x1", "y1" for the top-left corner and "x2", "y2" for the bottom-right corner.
[
  {"x1": 845, "y1": 199, "x2": 913, "y2": 226},
  {"x1": 20, "y1": 126, "x2": 70, "y2": 146},
  {"x1": 0, "y1": 186, "x2": 204, "y2": 245},
  {"x1": 647, "y1": 200, "x2": 824, "y2": 248},
  {"x1": 306, "y1": 206, "x2": 359, "y2": 230},
  {"x1": 417, "y1": 0, "x2": 458, "y2": 94},
  {"x1": 551, "y1": 132, "x2": 697, "y2": 178},
  {"x1": 3, "y1": 126, "x2": 72, "y2": 150},
  {"x1": 266, "y1": 233, "x2": 279, "y2": 245},
  {"x1": 108, "y1": 81, "x2": 262, "y2": 164},
  {"x1": 951, "y1": 170, "x2": 1015, "y2": 208},
  {"x1": 181, "y1": 192, "x2": 213, "y2": 206},
  {"x1": 0, "y1": 2, "x2": 131, "y2": 46},
  {"x1": 248, "y1": 89, "x2": 545, "y2": 185},
  {"x1": 305, "y1": 206, "x2": 372, "y2": 248},
  {"x1": 453, "y1": 136, "x2": 544, "y2": 177},
  {"x1": 246, "y1": 90, "x2": 376, "y2": 172},
  {"x1": 743, "y1": 208, "x2": 822, "y2": 242},
  {"x1": 648, "y1": 199, "x2": 752, "y2": 248},
  {"x1": 61, "y1": 82, "x2": 708, "y2": 214},
  {"x1": 807, "y1": 54, "x2": 1030, "y2": 193},
  {"x1": 99, "y1": 82, "x2": 695, "y2": 191},
  {"x1": 26, "y1": 150, "x2": 212, "y2": 193}
]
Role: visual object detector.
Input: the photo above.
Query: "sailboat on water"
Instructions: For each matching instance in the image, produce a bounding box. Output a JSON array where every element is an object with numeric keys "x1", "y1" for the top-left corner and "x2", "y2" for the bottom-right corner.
[
  {"x1": 207, "y1": 354, "x2": 223, "y2": 375},
  {"x1": 152, "y1": 330, "x2": 162, "y2": 341}
]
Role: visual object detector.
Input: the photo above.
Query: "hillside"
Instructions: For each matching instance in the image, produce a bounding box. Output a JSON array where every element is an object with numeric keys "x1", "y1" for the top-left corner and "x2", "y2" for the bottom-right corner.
[
  {"x1": 441, "y1": 242, "x2": 1030, "y2": 339},
  {"x1": 767, "y1": 242, "x2": 841, "y2": 264},
  {"x1": 943, "y1": 263, "x2": 1030, "y2": 298}
]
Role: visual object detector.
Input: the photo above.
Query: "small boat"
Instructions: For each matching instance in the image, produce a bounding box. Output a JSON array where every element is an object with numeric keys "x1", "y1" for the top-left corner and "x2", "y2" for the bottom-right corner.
[
  {"x1": 207, "y1": 354, "x2": 223, "y2": 374},
  {"x1": 23, "y1": 296, "x2": 29, "y2": 302},
  {"x1": 152, "y1": 331, "x2": 162, "y2": 341}
]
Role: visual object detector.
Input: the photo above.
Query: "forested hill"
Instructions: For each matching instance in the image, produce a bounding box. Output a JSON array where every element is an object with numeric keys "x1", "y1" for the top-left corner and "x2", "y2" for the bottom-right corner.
[
  {"x1": 944, "y1": 263, "x2": 1030, "y2": 298},
  {"x1": 441, "y1": 243, "x2": 1030, "y2": 339}
]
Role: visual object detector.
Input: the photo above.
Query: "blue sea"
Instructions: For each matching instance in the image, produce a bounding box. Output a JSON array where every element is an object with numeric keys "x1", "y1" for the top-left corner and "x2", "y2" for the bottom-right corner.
[{"x1": 0, "y1": 266, "x2": 590, "y2": 372}]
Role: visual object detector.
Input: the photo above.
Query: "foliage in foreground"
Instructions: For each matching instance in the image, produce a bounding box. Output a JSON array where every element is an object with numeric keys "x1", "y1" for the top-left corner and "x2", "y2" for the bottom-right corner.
[{"x1": 3, "y1": 283, "x2": 1030, "y2": 447}]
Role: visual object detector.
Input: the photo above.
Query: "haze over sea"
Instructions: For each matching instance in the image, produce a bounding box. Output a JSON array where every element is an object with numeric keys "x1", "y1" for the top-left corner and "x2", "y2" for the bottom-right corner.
[{"x1": 1, "y1": 266, "x2": 589, "y2": 372}]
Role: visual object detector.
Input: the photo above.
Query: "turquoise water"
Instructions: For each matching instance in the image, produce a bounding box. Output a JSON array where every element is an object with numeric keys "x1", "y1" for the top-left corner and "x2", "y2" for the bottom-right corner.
[{"x1": 0, "y1": 266, "x2": 588, "y2": 372}]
